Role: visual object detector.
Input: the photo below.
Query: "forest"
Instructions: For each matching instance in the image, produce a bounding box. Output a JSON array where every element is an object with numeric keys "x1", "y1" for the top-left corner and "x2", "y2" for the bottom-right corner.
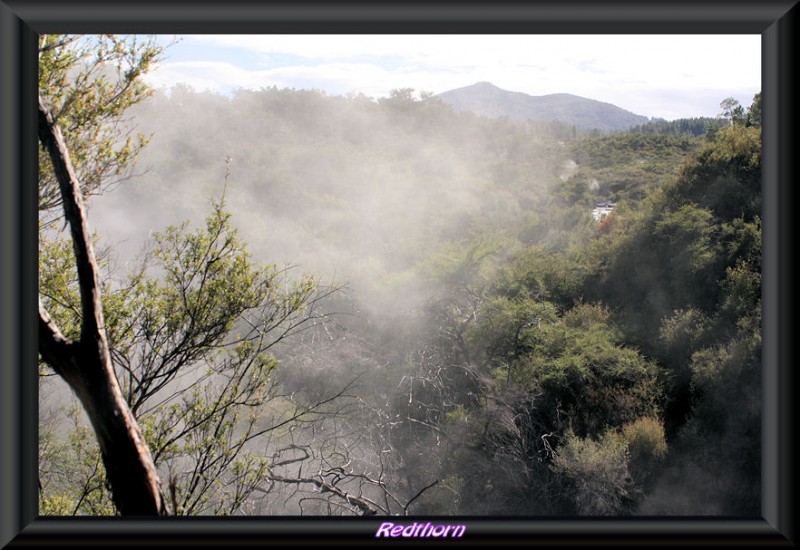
[{"x1": 38, "y1": 35, "x2": 761, "y2": 517}]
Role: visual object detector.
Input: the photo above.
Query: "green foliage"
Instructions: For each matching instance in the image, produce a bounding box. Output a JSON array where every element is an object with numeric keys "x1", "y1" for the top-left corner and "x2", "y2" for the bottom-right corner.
[
  {"x1": 38, "y1": 235, "x2": 83, "y2": 342},
  {"x1": 39, "y1": 193, "x2": 322, "y2": 515},
  {"x1": 652, "y1": 204, "x2": 719, "y2": 305},
  {"x1": 444, "y1": 404, "x2": 469, "y2": 426},
  {"x1": 512, "y1": 304, "x2": 660, "y2": 437},
  {"x1": 564, "y1": 132, "x2": 699, "y2": 207},
  {"x1": 653, "y1": 308, "x2": 761, "y2": 515},
  {"x1": 39, "y1": 60, "x2": 761, "y2": 516},
  {"x1": 492, "y1": 246, "x2": 588, "y2": 310},
  {"x1": 38, "y1": 399, "x2": 116, "y2": 516},
  {"x1": 126, "y1": 204, "x2": 317, "y2": 515},
  {"x1": 656, "y1": 308, "x2": 712, "y2": 384},
  {"x1": 424, "y1": 96, "x2": 760, "y2": 515},
  {"x1": 584, "y1": 118, "x2": 761, "y2": 344},
  {"x1": 575, "y1": 102, "x2": 760, "y2": 514},
  {"x1": 38, "y1": 35, "x2": 164, "y2": 225},
  {"x1": 718, "y1": 97, "x2": 746, "y2": 125},
  {"x1": 670, "y1": 124, "x2": 761, "y2": 221},
  {"x1": 746, "y1": 92, "x2": 762, "y2": 128},
  {"x1": 571, "y1": 133, "x2": 694, "y2": 171},
  {"x1": 629, "y1": 116, "x2": 725, "y2": 137},
  {"x1": 718, "y1": 261, "x2": 761, "y2": 324},
  {"x1": 419, "y1": 239, "x2": 501, "y2": 289}
]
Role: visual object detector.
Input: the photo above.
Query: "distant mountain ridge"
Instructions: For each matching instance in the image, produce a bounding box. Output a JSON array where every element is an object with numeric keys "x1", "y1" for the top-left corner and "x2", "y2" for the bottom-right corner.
[{"x1": 437, "y1": 82, "x2": 650, "y2": 133}]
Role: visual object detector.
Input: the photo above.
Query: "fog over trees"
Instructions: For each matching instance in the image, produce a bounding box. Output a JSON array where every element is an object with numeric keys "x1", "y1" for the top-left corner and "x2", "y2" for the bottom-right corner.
[{"x1": 38, "y1": 35, "x2": 761, "y2": 517}]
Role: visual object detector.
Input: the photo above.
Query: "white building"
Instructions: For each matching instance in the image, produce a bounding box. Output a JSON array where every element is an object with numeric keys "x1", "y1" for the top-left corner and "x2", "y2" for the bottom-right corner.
[{"x1": 591, "y1": 201, "x2": 616, "y2": 222}]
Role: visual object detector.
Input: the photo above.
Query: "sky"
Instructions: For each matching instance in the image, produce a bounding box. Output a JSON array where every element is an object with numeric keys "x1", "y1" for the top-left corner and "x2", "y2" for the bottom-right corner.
[{"x1": 144, "y1": 34, "x2": 761, "y2": 121}]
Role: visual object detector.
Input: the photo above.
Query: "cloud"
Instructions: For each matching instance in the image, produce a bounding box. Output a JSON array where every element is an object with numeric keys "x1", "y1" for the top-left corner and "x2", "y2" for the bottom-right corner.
[{"x1": 146, "y1": 34, "x2": 761, "y2": 119}]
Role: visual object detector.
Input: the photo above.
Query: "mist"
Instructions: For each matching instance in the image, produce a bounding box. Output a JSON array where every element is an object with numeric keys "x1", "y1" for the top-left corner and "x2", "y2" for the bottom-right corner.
[{"x1": 44, "y1": 82, "x2": 761, "y2": 517}]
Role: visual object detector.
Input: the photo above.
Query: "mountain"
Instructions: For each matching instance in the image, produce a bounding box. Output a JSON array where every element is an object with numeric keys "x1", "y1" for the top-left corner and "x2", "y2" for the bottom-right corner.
[{"x1": 437, "y1": 81, "x2": 650, "y2": 133}]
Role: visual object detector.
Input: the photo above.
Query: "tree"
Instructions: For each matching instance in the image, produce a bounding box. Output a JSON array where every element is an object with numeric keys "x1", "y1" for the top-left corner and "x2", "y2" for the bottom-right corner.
[
  {"x1": 38, "y1": 36, "x2": 424, "y2": 518},
  {"x1": 746, "y1": 92, "x2": 762, "y2": 128},
  {"x1": 36, "y1": 36, "x2": 330, "y2": 515},
  {"x1": 40, "y1": 186, "x2": 347, "y2": 513},
  {"x1": 38, "y1": 35, "x2": 161, "y2": 228},
  {"x1": 38, "y1": 92, "x2": 164, "y2": 515},
  {"x1": 718, "y1": 97, "x2": 745, "y2": 126}
]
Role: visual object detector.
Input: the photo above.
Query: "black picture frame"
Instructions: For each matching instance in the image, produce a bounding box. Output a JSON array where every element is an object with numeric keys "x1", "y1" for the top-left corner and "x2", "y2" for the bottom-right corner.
[{"x1": 1, "y1": 1, "x2": 796, "y2": 547}]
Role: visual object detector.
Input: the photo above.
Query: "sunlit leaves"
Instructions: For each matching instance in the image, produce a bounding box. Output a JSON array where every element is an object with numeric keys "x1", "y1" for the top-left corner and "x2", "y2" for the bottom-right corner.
[
  {"x1": 37, "y1": 400, "x2": 117, "y2": 516},
  {"x1": 622, "y1": 417, "x2": 667, "y2": 462},
  {"x1": 38, "y1": 35, "x2": 164, "y2": 224},
  {"x1": 40, "y1": 196, "x2": 321, "y2": 515}
]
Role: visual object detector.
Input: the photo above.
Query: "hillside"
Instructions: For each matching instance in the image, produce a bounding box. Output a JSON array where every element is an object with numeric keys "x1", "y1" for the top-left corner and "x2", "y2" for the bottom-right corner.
[
  {"x1": 41, "y1": 79, "x2": 761, "y2": 518},
  {"x1": 438, "y1": 81, "x2": 650, "y2": 133}
]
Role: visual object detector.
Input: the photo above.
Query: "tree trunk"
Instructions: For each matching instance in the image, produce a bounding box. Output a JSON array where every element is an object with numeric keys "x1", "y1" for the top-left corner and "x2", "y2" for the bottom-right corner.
[{"x1": 38, "y1": 96, "x2": 164, "y2": 516}]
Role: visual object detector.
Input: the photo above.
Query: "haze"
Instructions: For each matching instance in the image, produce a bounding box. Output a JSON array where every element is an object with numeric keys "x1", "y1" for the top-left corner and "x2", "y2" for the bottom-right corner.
[
  {"x1": 146, "y1": 34, "x2": 761, "y2": 120},
  {"x1": 40, "y1": 33, "x2": 763, "y2": 517}
]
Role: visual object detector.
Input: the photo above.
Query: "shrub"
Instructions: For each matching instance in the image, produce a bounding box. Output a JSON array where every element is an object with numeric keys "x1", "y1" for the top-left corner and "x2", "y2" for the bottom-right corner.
[
  {"x1": 552, "y1": 430, "x2": 633, "y2": 515},
  {"x1": 622, "y1": 417, "x2": 668, "y2": 461}
]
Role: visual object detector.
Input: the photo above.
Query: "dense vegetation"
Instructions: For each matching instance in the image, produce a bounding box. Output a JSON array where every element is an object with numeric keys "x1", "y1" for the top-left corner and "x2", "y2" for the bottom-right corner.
[{"x1": 39, "y1": 37, "x2": 761, "y2": 517}]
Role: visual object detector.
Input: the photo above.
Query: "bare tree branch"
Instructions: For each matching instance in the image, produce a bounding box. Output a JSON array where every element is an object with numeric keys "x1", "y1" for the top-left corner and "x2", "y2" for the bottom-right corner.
[
  {"x1": 266, "y1": 473, "x2": 380, "y2": 516},
  {"x1": 403, "y1": 478, "x2": 439, "y2": 515}
]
